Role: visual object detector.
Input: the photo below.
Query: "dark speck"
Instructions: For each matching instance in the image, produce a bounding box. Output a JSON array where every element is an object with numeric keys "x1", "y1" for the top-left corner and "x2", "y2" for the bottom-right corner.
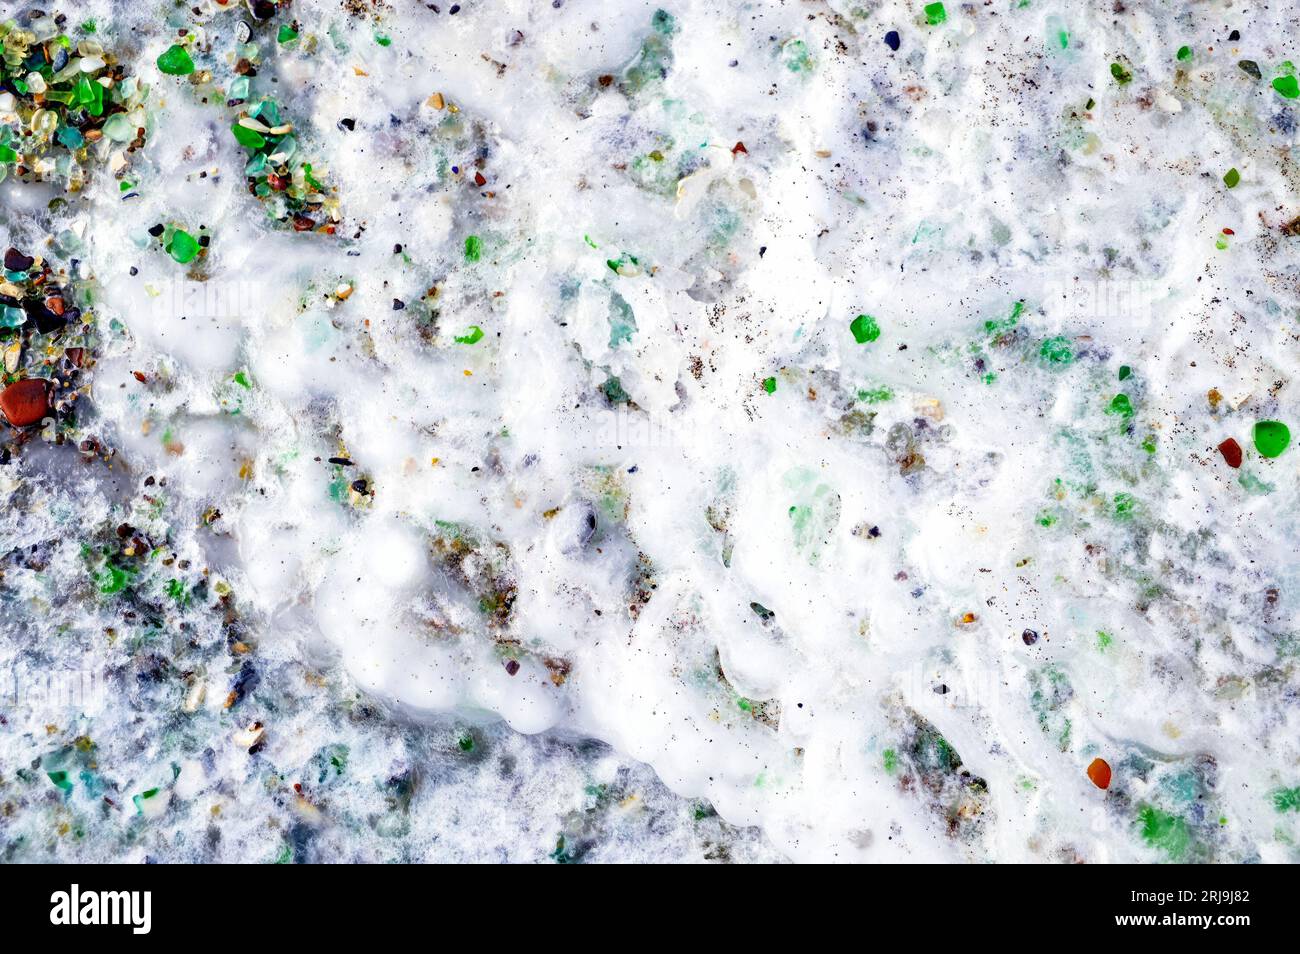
[{"x1": 885, "y1": 30, "x2": 900, "y2": 51}]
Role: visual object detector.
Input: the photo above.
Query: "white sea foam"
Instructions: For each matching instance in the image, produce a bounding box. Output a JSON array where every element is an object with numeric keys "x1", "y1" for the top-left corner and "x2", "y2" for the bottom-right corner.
[{"x1": 2, "y1": 0, "x2": 1299, "y2": 862}]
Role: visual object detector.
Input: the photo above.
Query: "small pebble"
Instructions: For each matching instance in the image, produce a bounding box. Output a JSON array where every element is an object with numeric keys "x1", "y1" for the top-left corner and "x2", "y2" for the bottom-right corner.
[
  {"x1": 1087, "y1": 757, "x2": 1112, "y2": 790},
  {"x1": 1217, "y1": 437, "x2": 1242, "y2": 468},
  {"x1": 0, "y1": 379, "x2": 50, "y2": 427},
  {"x1": 4, "y1": 248, "x2": 34, "y2": 272}
]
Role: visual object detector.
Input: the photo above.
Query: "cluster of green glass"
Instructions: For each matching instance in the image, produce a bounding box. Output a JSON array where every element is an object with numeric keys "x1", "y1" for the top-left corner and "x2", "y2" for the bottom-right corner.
[
  {"x1": 155, "y1": 14, "x2": 337, "y2": 231},
  {"x1": 0, "y1": 20, "x2": 148, "y2": 186},
  {"x1": 231, "y1": 97, "x2": 333, "y2": 231},
  {"x1": 151, "y1": 223, "x2": 205, "y2": 265}
]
